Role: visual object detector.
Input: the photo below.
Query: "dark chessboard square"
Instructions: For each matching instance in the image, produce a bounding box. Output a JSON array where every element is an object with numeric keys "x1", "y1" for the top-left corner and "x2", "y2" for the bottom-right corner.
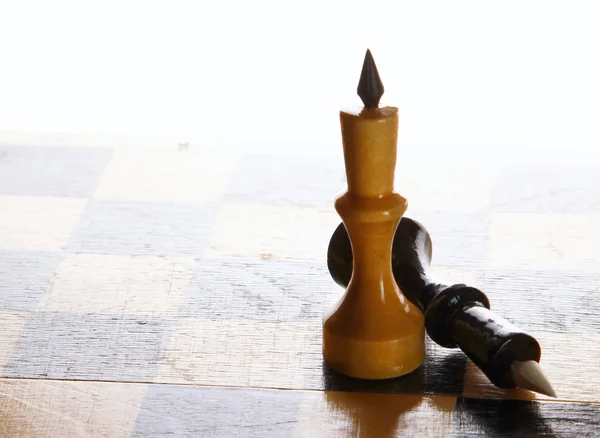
[
  {"x1": 224, "y1": 153, "x2": 346, "y2": 206},
  {"x1": 454, "y1": 398, "x2": 600, "y2": 437},
  {"x1": 403, "y1": 211, "x2": 491, "y2": 268},
  {"x1": 132, "y1": 385, "x2": 302, "y2": 438},
  {"x1": 2, "y1": 311, "x2": 173, "y2": 382},
  {"x1": 492, "y1": 168, "x2": 600, "y2": 213},
  {"x1": 0, "y1": 251, "x2": 61, "y2": 312},
  {"x1": 478, "y1": 268, "x2": 600, "y2": 334},
  {"x1": 68, "y1": 200, "x2": 220, "y2": 255},
  {"x1": 183, "y1": 257, "x2": 335, "y2": 321},
  {"x1": 0, "y1": 145, "x2": 113, "y2": 197}
]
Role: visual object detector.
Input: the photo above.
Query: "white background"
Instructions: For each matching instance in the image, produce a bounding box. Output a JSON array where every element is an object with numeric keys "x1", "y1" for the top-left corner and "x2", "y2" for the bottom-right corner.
[{"x1": 0, "y1": 1, "x2": 598, "y2": 164}]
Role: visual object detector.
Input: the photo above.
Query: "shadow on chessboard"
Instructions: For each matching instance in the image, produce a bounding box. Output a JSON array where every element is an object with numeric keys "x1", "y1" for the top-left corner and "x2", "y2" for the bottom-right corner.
[
  {"x1": 321, "y1": 354, "x2": 557, "y2": 437},
  {"x1": 456, "y1": 398, "x2": 555, "y2": 437},
  {"x1": 321, "y1": 351, "x2": 466, "y2": 395}
]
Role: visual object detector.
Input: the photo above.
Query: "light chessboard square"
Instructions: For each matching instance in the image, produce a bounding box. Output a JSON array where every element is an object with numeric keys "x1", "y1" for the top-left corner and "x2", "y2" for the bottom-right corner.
[
  {"x1": 397, "y1": 170, "x2": 492, "y2": 213},
  {"x1": 94, "y1": 148, "x2": 239, "y2": 202},
  {"x1": 39, "y1": 254, "x2": 196, "y2": 315},
  {"x1": 206, "y1": 203, "x2": 339, "y2": 261},
  {"x1": 155, "y1": 318, "x2": 322, "y2": 389},
  {"x1": 0, "y1": 196, "x2": 87, "y2": 251},
  {"x1": 0, "y1": 379, "x2": 147, "y2": 438},
  {"x1": 486, "y1": 213, "x2": 600, "y2": 270}
]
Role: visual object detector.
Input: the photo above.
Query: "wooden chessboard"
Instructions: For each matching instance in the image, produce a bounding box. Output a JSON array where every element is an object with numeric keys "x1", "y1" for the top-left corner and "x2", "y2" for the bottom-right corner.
[{"x1": 0, "y1": 132, "x2": 599, "y2": 437}]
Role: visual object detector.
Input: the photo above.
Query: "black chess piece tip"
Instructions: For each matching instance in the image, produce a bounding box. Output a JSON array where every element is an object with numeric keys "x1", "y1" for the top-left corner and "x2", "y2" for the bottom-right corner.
[{"x1": 357, "y1": 49, "x2": 384, "y2": 109}]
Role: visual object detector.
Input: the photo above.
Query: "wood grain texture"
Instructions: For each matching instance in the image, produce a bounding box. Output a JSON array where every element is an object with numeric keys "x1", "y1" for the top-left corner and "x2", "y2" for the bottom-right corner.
[
  {"x1": 132, "y1": 384, "x2": 304, "y2": 438},
  {"x1": 93, "y1": 148, "x2": 240, "y2": 203},
  {"x1": 2, "y1": 379, "x2": 598, "y2": 438},
  {"x1": 0, "y1": 251, "x2": 61, "y2": 312},
  {"x1": 294, "y1": 390, "x2": 457, "y2": 438},
  {"x1": 0, "y1": 196, "x2": 86, "y2": 251},
  {"x1": 322, "y1": 341, "x2": 469, "y2": 397},
  {"x1": 0, "y1": 139, "x2": 599, "y2": 435},
  {"x1": 39, "y1": 253, "x2": 196, "y2": 316},
  {"x1": 205, "y1": 203, "x2": 338, "y2": 261},
  {"x1": 455, "y1": 397, "x2": 600, "y2": 437},
  {"x1": 462, "y1": 332, "x2": 600, "y2": 403},
  {"x1": 155, "y1": 317, "x2": 323, "y2": 389},
  {"x1": 2, "y1": 312, "x2": 173, "y2": 382},
  {"x1": 475, "y1": 268, "x2": 600, "y2": 333},
  {"x1": 68, "y1": 200, "x2": 220, "y2": 256},
  {"x1": 0, "y1": 145, "x2": 112, "y2": 197},
  {"x1": 223, "y1": 153, "x2": 346, "y2": 207},
  {"x1": 0, "y1": 311, "x2": 29, "y2": 371},
  {"x1": 0, "y1": 378, "x2": 147, "y2": 438},
  {"x1": 180, "y1": 257, "x2": 335, "y2": 321}
]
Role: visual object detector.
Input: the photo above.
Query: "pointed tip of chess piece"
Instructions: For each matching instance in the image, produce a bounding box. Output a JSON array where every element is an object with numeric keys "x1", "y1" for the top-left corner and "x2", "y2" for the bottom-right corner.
[
  {"x1": 511, "y1": 360, "x2": 557, "y2": 398},
  {"x1": 357, "y1": 49, "x2": 384, "y2": 109}
]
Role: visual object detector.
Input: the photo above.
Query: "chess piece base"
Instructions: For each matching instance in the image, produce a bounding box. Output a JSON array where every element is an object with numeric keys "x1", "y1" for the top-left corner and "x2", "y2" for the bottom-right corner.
[{"x1": 323, "y1": 326, "x2": 425, "y2": 379}]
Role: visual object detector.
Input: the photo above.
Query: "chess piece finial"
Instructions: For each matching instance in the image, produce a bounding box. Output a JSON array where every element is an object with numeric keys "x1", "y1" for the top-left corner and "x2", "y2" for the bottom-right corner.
[
  {"x1": 511, "y1": 360, "x2": 557, "y2": 398},
  {"x1": 357, "y1": 49, "x2": 384, "y2": 108}
]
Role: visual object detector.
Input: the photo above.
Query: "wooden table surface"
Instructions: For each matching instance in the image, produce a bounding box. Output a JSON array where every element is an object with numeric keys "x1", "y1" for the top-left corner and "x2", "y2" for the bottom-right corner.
[{"x1": 0, "y1": 132, "x2": 599, "y2": 437}]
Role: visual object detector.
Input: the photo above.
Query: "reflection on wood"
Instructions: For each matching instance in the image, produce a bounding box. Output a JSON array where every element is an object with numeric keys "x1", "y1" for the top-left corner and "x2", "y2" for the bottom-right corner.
[{"x1": 295, "y1": 390, "x2": 456, "y2": 438}]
